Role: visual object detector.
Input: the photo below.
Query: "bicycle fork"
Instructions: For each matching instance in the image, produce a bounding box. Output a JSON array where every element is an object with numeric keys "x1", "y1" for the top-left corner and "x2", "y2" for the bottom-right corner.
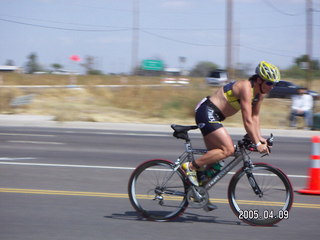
[{"x1": 245, "y1": 169, "x2": 263, "y2": 197}]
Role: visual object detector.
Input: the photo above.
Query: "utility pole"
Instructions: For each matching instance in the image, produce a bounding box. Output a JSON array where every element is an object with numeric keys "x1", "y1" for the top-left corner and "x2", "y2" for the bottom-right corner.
[
  {"x1": 306, "y1": 0, "x2": 313, "y2": 88},
  {"x1": 131, "y1": 0, "x2": 139, "y2": 75},
  {"x1": 226, "y1": 0, "x2": 234, "y2": 81}
]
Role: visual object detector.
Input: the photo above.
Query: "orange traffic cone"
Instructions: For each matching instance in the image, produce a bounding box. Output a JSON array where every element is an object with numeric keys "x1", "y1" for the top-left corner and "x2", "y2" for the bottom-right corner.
[{"x1": 298, "y1": 136, "x2": 320, "y2": 195}]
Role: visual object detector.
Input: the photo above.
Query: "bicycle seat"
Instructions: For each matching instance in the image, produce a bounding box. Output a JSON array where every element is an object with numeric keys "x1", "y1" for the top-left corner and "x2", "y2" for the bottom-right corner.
[
  {"x1": 171, "y1": 124, "x2": 198, "y2": 132},
  {"x1": 171, "y1": 124, "x2": 198, "y2": 141}
]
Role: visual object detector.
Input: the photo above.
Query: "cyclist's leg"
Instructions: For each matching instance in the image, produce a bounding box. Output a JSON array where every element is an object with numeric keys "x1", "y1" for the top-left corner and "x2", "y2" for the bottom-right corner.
[
  {"x1": 195, "y1": 127, "x2": 234, "y2": 211},
  {"x1": 190, "y1": 127, "x2": 234, "y2": 170},
  {"x1": 192, "y1": 98, "x2": 234, "y2": 170}
]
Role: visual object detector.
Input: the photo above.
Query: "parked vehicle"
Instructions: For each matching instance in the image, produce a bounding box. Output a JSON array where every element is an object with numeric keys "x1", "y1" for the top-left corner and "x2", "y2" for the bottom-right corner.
[
  {"x1": 268, "y1": 80, "x2": 319, "y2": 99},
  {"x1": 206, "y1": 70, "x2": 228, "y2": 86}
]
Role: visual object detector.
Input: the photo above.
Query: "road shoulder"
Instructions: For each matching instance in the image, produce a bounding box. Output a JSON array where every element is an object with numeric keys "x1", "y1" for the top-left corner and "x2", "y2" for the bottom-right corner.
[{"x1": 0, "y1": 114, "x2": 318, "y2": 138}]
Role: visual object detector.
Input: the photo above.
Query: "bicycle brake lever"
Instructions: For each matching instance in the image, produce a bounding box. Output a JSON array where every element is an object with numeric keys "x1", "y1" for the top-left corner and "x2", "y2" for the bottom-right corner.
[
  {"x1": 261, "y1": 146, "x2": 272, "y2": 157},
  {"x1": 267, "y1": 145, "x2": 272, "y2": 153}
]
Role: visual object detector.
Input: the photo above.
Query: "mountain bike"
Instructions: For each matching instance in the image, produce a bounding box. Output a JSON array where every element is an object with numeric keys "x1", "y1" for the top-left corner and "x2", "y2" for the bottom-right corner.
[{"x1": 128, "y1": 124, "x2": 294, "y2": 226}]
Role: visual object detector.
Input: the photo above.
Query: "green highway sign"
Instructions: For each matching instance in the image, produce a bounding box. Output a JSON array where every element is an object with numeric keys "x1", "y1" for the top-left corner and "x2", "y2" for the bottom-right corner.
[{"x1": 142, "y1": 60, "x2": 164, "y2": 71}]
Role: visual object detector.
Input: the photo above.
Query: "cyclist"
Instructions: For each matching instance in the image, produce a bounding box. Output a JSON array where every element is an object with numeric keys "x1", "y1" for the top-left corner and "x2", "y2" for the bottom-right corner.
[{"x1": 182, "y1": 61, "x2": 280, "y2": 189}]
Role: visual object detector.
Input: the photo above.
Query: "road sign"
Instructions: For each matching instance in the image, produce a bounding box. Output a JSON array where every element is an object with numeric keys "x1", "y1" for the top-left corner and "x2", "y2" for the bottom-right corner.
[{"x1": 142, "y1": 60, "x2": 164, "y2": 71}]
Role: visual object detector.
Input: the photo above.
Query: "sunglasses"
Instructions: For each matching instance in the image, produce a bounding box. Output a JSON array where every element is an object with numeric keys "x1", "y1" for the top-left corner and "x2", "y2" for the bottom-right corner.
[{"x1": 264, "y1": 81, "x2": 275, "y2": 86}]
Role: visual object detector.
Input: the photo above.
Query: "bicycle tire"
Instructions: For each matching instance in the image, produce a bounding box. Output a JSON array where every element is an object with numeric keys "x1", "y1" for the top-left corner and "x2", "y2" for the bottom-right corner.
[
  {"x1": 228, "y1": 163, "x2": 293, "y2": 226},
  {"x1": 128, "y1": 159, "x2": 189, "y2": 221}
]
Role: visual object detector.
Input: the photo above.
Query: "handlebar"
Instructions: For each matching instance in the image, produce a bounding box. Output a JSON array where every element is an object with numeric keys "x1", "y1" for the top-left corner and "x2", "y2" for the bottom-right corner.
[{"x1": 239, "y1": 134, "x2": 274, "y2": 153}]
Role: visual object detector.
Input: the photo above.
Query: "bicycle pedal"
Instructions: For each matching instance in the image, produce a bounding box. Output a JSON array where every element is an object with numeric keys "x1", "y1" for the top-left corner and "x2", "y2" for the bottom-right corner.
[{"x1": 203, "y1": 202, "x2": 218, "y2": 212}]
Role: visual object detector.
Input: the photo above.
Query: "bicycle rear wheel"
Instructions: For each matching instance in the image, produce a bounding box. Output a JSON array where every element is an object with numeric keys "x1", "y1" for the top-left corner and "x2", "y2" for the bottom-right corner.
[
  {"x1": 128, "y1": 159, "x2": 189, "y2": 221},
  {"x1": 228, "y1": 163, "x2": 293, "y2": 226}
]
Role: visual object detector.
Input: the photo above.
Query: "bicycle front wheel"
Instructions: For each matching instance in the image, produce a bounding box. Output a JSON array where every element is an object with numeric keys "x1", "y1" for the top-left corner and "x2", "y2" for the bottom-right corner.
[
  {"x1": 228, "y1": 163, "x2": 293, "y2": 226},
  {"x1": 128, "y1": 159, "x2": 189, "y2": 221}
]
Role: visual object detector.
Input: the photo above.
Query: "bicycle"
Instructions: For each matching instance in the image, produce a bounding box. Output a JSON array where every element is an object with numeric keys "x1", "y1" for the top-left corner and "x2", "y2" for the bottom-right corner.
[{"x1": 128, "y1": 124, "x2": 294, "y2": 226}]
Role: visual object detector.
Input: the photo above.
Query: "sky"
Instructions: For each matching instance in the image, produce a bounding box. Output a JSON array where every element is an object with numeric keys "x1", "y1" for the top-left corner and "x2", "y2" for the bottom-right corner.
[{"x1": 0, "y1": 0, "x2": 319, "y2": 74}]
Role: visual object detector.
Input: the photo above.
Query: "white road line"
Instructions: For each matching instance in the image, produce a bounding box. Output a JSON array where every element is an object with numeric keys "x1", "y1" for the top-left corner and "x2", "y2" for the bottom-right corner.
[
  {"x1": 0, "y1": 157, "x2": 37, "y2": 161},
  {"x1": 0, "y1": 161, "x2": 308, "y2": 178},
  {"x1": 0, "y1": 131, "x2": 175, "y2": 138},
  {"x1": 0, "y1": 133, "x2": 56, "y2": 137},
  {"x1": 7, "y1": 140, "x2": 65, "y2": 145},
  {"x1": 94, "y1": 132, "x2": 171, "y2": 137},
  {"x1": 0, "y1": 161, "x2": 134, "y2": 170}
]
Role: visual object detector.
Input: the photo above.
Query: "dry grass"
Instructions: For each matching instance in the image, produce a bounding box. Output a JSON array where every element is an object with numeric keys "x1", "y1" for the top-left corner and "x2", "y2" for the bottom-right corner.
[
  {"x1": 0, "y1": 73, "x2": 162, "y2": 85},
  {"x1": 0, "y1": 73, "x2": 319, "y2": 128}
]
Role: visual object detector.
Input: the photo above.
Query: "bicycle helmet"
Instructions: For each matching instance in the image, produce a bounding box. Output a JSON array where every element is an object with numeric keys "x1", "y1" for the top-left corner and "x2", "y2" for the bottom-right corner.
[{"x1": 255, "y1": 61, "x2": 280, "y2": 83}]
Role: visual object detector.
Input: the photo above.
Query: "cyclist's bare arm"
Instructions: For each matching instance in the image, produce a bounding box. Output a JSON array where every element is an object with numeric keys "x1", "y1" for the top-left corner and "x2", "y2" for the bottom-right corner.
[{"x1": 236, "y1": 81, "x2": 268, "y2": 154}]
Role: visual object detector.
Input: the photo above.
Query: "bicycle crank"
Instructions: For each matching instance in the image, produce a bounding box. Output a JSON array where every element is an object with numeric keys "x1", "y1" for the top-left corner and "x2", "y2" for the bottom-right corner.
[{"x1": 186, "y1": 186, "x2": 209, "y2": 208}]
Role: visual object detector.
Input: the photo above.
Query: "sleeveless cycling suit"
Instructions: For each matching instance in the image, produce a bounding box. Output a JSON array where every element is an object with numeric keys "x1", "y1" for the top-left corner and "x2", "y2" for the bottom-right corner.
[
  {"x1": 195, "y1": 80, "x2": 259, "y2": 136},
  {"x1": 223, "y1": 80, "x2": 259, "y2": 111}
]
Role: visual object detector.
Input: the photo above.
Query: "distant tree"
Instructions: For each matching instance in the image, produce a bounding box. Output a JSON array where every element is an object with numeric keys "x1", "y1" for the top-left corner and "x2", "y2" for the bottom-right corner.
[
  {"x1": 281, "y1": 55, "x2": 320, "y2": 79},
  {"x1": 5, "y1": 60, "x2": 15, "y2": 66},
  {"x1": 25, "y1": 53, "x2": 42, "y2": 74},
  {"x1": 294, "y1": 54, "x2": 319, "y2": 70},
  {"x1": 51, "y1": 63, "x2": 63, "y2": 71},
  {"x1": 81, "y1": 56, "x2": 94, "y2": 74},
  {"x1": 87, "y1": 69, "x2": 103, "y2": 75},
  {"x1": 81, "y1": 55, "x2": 103, "y2": 75},
  {"x1": 282, "y1": 65, "x2": 306, "y2": 79},
  {"x1": 190, "y1": 61, "x2": 219, "y2": 77}
]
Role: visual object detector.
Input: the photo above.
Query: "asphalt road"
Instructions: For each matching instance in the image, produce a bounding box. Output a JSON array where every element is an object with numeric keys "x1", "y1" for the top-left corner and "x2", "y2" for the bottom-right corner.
[{"x1": 0, "y1": 126, "x2": 319, "y2": 240}]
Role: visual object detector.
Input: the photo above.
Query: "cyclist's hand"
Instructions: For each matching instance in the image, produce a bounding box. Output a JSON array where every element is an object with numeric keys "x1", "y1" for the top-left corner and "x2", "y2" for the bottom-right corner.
[
  {"x1": 260, "y1": 137, "x2": 267, "y2": 144},
  {"x1": 257, "y1": 142, "x2": 269, "y2": 154}
]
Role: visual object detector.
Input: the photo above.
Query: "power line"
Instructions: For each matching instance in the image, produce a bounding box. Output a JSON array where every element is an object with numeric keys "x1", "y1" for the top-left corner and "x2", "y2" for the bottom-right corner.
[
  {"x1": 0, "y1": 18, "x2": 130, "y2": 32},
  {"x1": 1, "y1": 13, "x2": 309, "y2": 31},
  {"x1": 67, "y1": 2, "x2": 224, "y2": 16},
  {"x1": 241, "y1": 45, "x2": 298, "y2": 58},
  {"x1": 0, "y1": 16, "x2": 234, "y2": 47},
  {"x1": 140, "y1": 30, "x2": 223, "y2": 47},
  {"x1": 141, "y1": 29, "x2": 303, "y2": 57},
  {"x1": 262, "y1": 0, "x2": 303, "y2": 16},
  {"x1": 0, "y1": 13, "x2": 124, "y2": 29},
  {"x1": 0, "y1": 16, "x2": 309, "y2": 55},
  {"x1": 0, "y1": 16, "x2": 312, "y2": 58},
  {"x1": 0, "y1": 14, "x2": 310, "y2": 32}
]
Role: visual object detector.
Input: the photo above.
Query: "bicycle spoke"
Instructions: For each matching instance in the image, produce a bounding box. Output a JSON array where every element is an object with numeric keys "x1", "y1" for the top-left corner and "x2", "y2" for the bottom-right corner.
[
  {"x1": 128, "y1": 159, "x2": 188, "y2": 221},
  {"x1": 228, "y1": 164, "x2": 293, "y2": 226}
]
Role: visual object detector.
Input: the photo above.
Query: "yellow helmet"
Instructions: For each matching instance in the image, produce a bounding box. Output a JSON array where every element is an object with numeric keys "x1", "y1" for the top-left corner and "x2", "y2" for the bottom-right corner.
[{"x1": 255, "y1": 61, "x2": 280, "y2": 82}]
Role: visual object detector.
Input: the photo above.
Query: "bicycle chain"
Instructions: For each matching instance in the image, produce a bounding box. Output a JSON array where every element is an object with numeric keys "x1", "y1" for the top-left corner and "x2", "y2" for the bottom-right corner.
[{"x1": 186, "y1": 186, "x2": 209, "y2": 208}]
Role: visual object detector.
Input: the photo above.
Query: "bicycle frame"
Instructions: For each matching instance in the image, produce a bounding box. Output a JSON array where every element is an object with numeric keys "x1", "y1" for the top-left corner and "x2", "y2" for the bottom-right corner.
[
  {"x1": 173, "y1": 138, "x2": 254, "y2": 191},
  {"x1": 128, "y1": 126, "x2": 293, "y2": 225}
]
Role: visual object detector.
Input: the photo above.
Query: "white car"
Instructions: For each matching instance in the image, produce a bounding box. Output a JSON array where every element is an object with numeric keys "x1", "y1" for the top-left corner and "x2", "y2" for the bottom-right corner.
[{"x1": 206, "y1": 70, "x2": 228, "y2": 86}]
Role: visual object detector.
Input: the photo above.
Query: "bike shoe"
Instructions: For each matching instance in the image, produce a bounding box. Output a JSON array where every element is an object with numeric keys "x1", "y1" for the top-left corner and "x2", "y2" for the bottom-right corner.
[
  {"x1": 182, "y1": 162, "x2": 199, "y2": 186},
  {"x1": 203, "y1": 202, "x2": 218, "y2": 212}
]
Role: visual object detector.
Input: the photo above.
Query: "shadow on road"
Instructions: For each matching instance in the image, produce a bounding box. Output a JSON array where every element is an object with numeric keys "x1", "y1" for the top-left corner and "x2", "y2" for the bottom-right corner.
[{"x1": 105, "y1": 211, "x2": 247, "y2": 226}]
